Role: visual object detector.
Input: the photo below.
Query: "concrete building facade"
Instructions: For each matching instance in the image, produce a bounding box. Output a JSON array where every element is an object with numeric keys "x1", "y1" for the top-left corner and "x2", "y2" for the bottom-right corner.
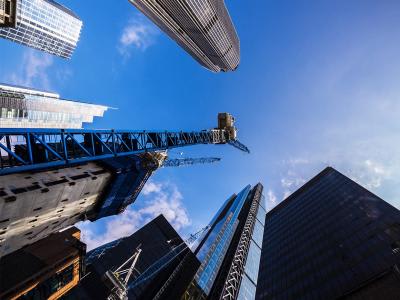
[{"x1": 0, "y1": 155, "x2": 157, "y2": 257}]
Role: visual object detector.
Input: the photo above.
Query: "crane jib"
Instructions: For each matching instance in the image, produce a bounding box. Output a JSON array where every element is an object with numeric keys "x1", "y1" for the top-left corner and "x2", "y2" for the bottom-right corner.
[{"x1": 0, "y1": 128, "x2": 249, "y2": 175}]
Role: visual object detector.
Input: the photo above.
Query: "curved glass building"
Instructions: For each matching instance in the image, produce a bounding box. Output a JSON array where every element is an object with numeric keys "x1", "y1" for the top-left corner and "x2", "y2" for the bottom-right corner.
[
  {"x1": 129, "y1": 0, "x2": 240, "y2": 72},
  {"x1": 0, "y1": 0, "x2": 82, "y2": 58}
]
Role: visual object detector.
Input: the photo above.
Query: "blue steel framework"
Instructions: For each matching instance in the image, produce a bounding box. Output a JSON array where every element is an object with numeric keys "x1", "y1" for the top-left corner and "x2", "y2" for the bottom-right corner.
[{"x1": 0, "y1": 128, "x2": 249, "y2": 175}]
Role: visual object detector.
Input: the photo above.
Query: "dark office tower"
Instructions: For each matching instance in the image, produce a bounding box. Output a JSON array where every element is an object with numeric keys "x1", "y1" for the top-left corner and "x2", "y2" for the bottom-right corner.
[
  {"x1": 0, "y1": 0, "x2": 82, "y2": 58},
  {"x1": 0, "y1": 227, "x2": 85, "y2": 299},
  {"x1": 129, "y1": 0, "x2": 240, "y2": 72},
  {"x1": 256, "y1": 167, "x2": 400, "y2": 300},
  {"x1": 68, "y1": 214, "x2": 200, "y2": 300},
  {"x1": 184, "y1": 183, "x2": 266, "y2": 300}
]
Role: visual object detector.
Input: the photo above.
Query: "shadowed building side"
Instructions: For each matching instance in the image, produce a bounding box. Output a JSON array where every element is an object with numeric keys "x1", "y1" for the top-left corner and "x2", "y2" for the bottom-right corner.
[
  {"x1": 256, "y1": 167, "x2": 400, "y2": 300},
  {"x1": 0, "y1": 227, "x2": 86, "y2": 300},
  {"x1": 64, "y1": 214, "x2": 200, "y2": 300}
]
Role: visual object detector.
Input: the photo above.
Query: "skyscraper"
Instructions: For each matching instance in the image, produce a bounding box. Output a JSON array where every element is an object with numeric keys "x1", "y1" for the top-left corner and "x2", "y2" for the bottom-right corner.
[
  {"x1": 67, "y1": 214, "x2": 200, "y2": 300},
  {"x1": 129, "y1": 0, "x2": 240, "y2": 72},
  {"x1": 184, "y1": 183, "x2": 265, "y2": 300},
  {"x1": 0, "y1": 0, "x2": 82, "y2": 58},
  {"x1": 256, "y1": 167, "x2": 400, "y2": 300},
  {"x1": 0, "y1": 83, "x2": 108, "y2": 128}
]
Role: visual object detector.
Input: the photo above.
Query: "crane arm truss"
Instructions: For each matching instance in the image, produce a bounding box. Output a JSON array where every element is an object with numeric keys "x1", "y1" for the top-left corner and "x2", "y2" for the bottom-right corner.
[
  {"x1": 162, "y1": 157, "x2": 221, "y2": 168},
  {"x1": 0, "y1": 128, "x2": 242, "y2": 175},
  {"x1": 227, "y1": 140, "x2": 250, "y2": 153}
]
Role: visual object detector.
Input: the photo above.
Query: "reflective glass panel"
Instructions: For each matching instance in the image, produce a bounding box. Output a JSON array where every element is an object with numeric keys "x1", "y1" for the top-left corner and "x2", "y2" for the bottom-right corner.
[
  {"x1": 244, "y1": 240, "x2": 261, "y2": 284},
  {"x1": 252, "y1": 219, "x2": 264, "y2": 248},
  {"x1": 237, "y1": 274, "x2": 256, "y2": 300}
]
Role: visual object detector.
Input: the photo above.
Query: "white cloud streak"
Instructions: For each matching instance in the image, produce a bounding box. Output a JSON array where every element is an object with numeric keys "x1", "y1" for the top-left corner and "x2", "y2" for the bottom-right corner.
[
  {"x1": 118, "y1": 15, "x2": 159, "y2": 59},
  {"x1": 78, "y1": 180, "x2": 190, "y2": 251},
  {"x1": 7, "y1": 49, "x2": 54, "y2": 90}
]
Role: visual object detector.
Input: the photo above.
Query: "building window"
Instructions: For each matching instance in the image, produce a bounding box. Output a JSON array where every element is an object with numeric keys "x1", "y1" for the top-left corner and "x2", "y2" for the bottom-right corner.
[{"x1": 18, "y1": 264, "x2": 74, "y2": 299}]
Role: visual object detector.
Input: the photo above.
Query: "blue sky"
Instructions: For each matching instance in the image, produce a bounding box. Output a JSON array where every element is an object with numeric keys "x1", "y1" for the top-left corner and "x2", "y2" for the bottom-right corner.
[{"x1": 2, "y1": 0, "x2": 400, "y2": 249}]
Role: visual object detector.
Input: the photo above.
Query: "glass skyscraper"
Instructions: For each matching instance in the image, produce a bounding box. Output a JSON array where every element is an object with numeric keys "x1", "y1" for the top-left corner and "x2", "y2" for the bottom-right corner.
[
  {"x1": 184, "y1": 183, "x2": 265, "y2": 300},
  {"x1": 0, "y1": 0, "x2": 82, "y2": 58},
  {"x1": 129, "y1": 0, "x2": 240, "y2": 72},
  {"x1": 0, "y1": 83, "x2": 108, "y2": 128},
  {"x1": 256, "y1": 167, "x2": 400, "y2": 300}
]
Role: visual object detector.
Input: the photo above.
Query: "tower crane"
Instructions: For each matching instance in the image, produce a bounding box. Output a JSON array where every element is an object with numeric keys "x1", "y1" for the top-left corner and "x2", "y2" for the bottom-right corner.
[
  {"x1": 102, "y1": 226, "x2": 209, "y2": 300},
  {"x1": 162, "y1": 157, "x2": 221, "y2": 168},
  {"x1": 0, "y1": 113, "x2": 248, "y2": 175},
  {"x1": 0, "y1": 113, "x2": 248, "y2": 258},
  {"x1": 104, "y1": 246, "x2": 142, "y2": 300}
]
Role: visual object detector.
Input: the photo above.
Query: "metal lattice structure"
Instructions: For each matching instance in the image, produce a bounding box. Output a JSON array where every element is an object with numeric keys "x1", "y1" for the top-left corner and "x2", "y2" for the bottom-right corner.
[
  {"x1": 0, "y1": 127, "x2": 248, "y2": 175},
  {"x1": 106, "y1": 247, "x2": 142, "y2": 300},
  {"x1": 219, "y1": 184, "x2": 263, "y2": 300},
  {"x1": 162, "y1": 157, "x2": 221, "y2": 168}
]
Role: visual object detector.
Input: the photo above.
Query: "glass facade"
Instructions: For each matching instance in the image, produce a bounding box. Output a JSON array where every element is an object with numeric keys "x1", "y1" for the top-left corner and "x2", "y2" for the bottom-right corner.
[
  {"x1": 195, "y1": 185, "x2": 251, "y2": 295},
  {"x1": 256, "y1": 167, "x2": 400, "y2": 300},
  {"x1": 184, "y1": 183, "x2": 265, "y2": 300},
  {"x1": 0, "y1": 83, "x2": 108, "y2": 128},
  {"x1": 237, "y1": 201, "x2": 265, "y2": 300},
  {"x1": 0, "y1": 0, "x2": 82, "y2": 58},
  {"x1": 129, "y1": 0, "x2": 240, "y2": 72}
]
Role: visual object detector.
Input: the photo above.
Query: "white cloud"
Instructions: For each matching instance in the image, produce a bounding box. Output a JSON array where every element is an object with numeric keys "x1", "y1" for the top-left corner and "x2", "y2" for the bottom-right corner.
[
  {"x1": 7, "y1": 49, "x2": 53, "y2": 90},
  {"x1": 118, "y1": 15, "x2": 159, "y2": 58},
  {"x1": 142, "y1": 181, "x2": 162, "y2": 195},
  {"x1": 267, "y1": 189, "x2": 277, "y2": 205},
  {"x1": 265, "y1": 189, "x2": 278, "y2": 211},
  {"x1": 78, "y1": 180, "x2": 190, "y2": 251},
  {"x1": 349, "y1": 159, "x2": 391, "y2": 189}
]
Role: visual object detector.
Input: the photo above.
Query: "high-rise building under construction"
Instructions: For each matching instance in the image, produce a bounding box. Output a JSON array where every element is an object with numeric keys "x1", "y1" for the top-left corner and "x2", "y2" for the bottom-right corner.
[
  {"x1": 0, "y1": 113, "x2": 249, "y2": 258},
  {"x1": 0, "y1": 0, "x2": 82, "y2": 58},
  {"x1": 129, "y1": 0, "x2": 240, "y2": 72}
]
